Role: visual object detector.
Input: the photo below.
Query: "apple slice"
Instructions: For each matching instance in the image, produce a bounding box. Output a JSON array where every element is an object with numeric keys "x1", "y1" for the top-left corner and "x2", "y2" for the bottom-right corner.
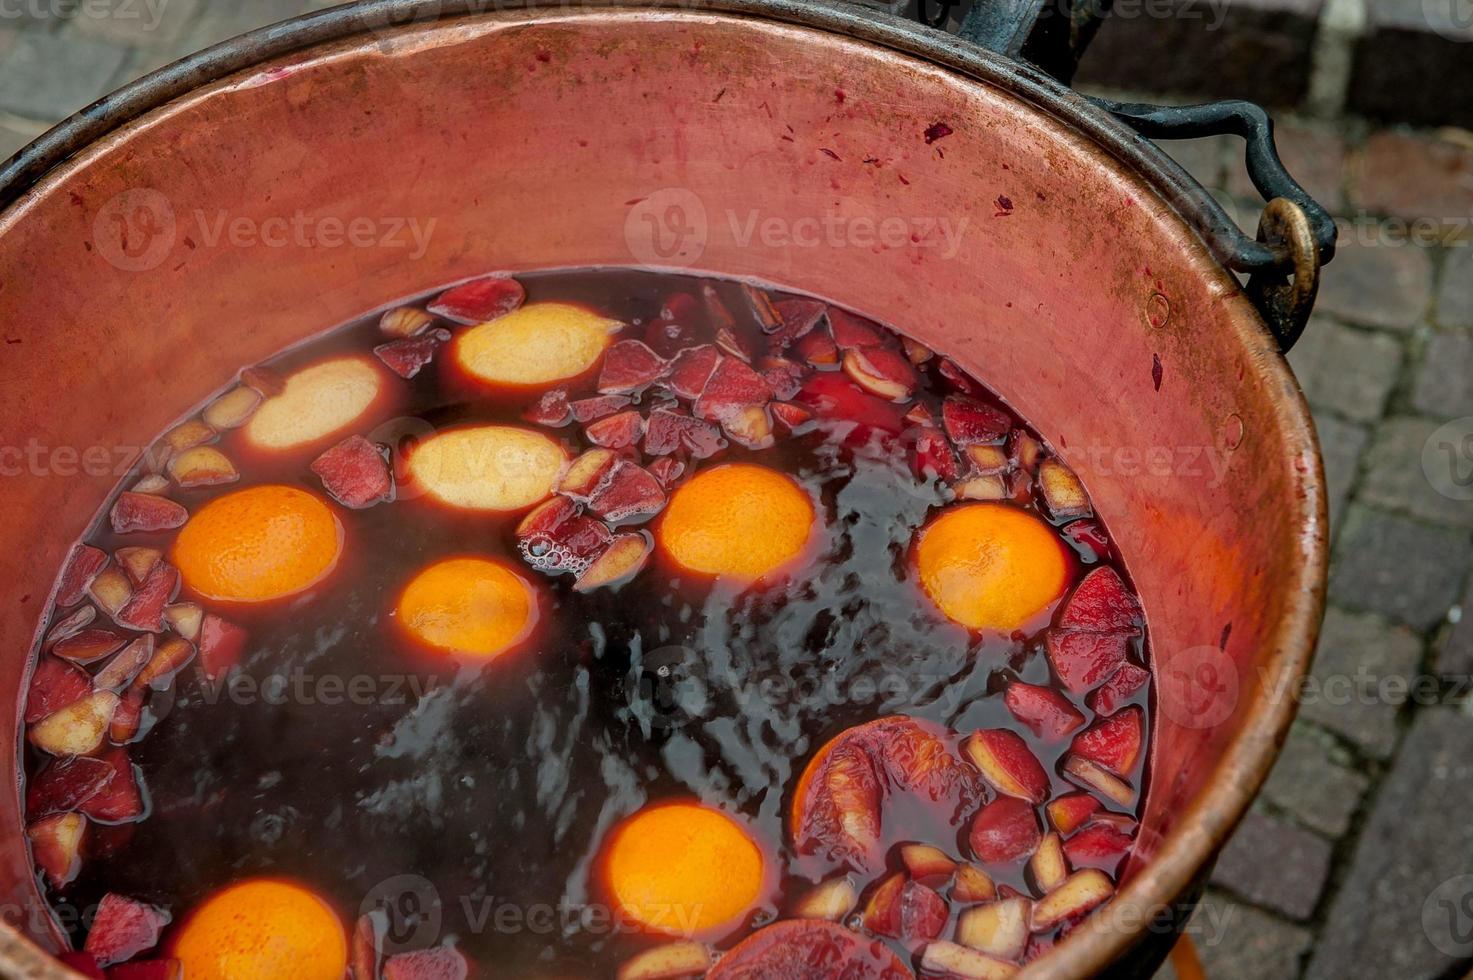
[
  {"x1": 942, "y1": 396, "x2": 1010, "y2": 446},
  {"x1": 571, "y1": 395, "x2": 634, "y2": 423},
  {"x1": 83, "y1": 893, "x2": 170, "y2": 966},
  {"x1": 741, "y1": 283, "x2": 782, "y2": 331},
  {"x1": 116, "y1": 563, "x2": 179, "y2": 633},
  {"x1": 1062, "y1": 820, "x2": 1135, "y2": 869},
  {"x1": 955, "y1": 897, "x2": 1029, "y2": 960},
  {"x1": 110, "y1": 687, "x2": 146, "y2": 744},
  {"x1": 644, "y1": 407, "x2": 724, "y2": 459},
  {"x1": 1030, "y1": 833, "x2": 1069, "y2": 893},
  {"x1": 1010, "y1": 431, "x2": 1043, "y2": 474},
  {"x1": 133, "y1": 636, "x2": 195, "y2": 690},
  {"x1": 963, "y1": 730, "x2": 1049, "y2": 803},
  {"x1": 244, "y1": 356, "x2": 387, "y2": 452},
  {"x1": 1038, "y1": 458, "x2": 1091, "y2": 519},
  {"x1": 574, "y1": 533, "x2": 650, "y2": 591},
  {"x1": 793, "y1": 329, "x2": 840, "y2": 367},
  {"x1": 666, "y1": 345, "x2": 722, "y2": 401},
  {"x1": 428, "y1": 275, "x2": 525, "y2": 324},
  {"x1": 382, "y1": 946, "x2": 469, "y2": 980},
  {"x1": 516, "y1": 496, "x2": 577, "y2": 539},
  {"x1": 598, "y1": 340, "x2": 670, "y2": 393},
  {"x1": 795, "y1": 372, "x2": 907, "y2": 438},
  {"x1": 1030, "y1": 869, "x2": 1114, "y2": 931},
  {"x1": 1061, "y1": 755, "x2": 1134, "y2": 807},
  {"x1": 167, "y1": 446, "x2": 238, "y2": 488},
  {"x1": 1088, "y1": 663, "x2": 1150, "y2": 716},
  {"x1": 722, "y1": 403, "x2": 775, "y2": 450},
  {"x1": 843, "y1": 347, "x2": 918, "y2": 402},
  {"x1": 53, "y1": 628, "x2": 126, "y2": 664},
  {"x1": 1057, "y1": 567, "x2": 1143, "y2": 634},
  {"x1": 901, "y1": 843, "x2": 958, "y2": 880},
  {"x1": 586, "y1": 410, "x2": 646, "y2": 450},
  {"x1": 951, "y1": 864, "x2": 997, "y2": 904},
  {"x1": 375, "y1": 329, "x2": 451, "y2": 379},
  {"x1": 106, "y1": 960, "x2": 183, "y2": 980},
  {"x1": 914, "y1": 426, "x2": 961, "y2": 481},
  {"x1": 163, "y1": 419, "x2": 215, "y2": 455},
  {"x1": 969, "y1": 796, "x2": 1041, "y2": 865},
  {"x1": 89, "y1": 568, "x2": 133, "y2": 620},
  {"x1": 588, "y1": 460, "x2": 666, "y2": 523},
  {"x1": 109, "y1": 493, "x2": 187, "y2": 534},
  {"x1": 26, "y1": 756, "x2": 111, "y2": 819},
  {"x1": 202, "y1": 385, "x2": 263, "y2": 430},
  {"x1": 1003, "y1": 683, "x2": 1085, "y2": 742},
  {"x1": 1045, "y1": 630, "x2": 1130, "y2": 695},
  {"x1": 953, "y1": 474, "x2": 1009, "y2": 501},
  {"x1": 28, "y1": 812, "x2": 86, "y2": 888},
  {"x1": 918, "y1": 941, "x2": 1018, "y2": 980},
  {"x1": 757, "y1": 356, "x2": 806, "y2": 401},
  {"x1": 903, "y1": 337, "x2": 934, "y2": 364},
  {"x1": 862, "y1": 873, "x2": 947, "y2": 941},
  {"x1": 45, "y1": 606, "x2": 97, "y2": 647},
  {"x1": 114, "y1": 549, "x2": 161, "y2": 586},
  {"x1": 198, "y1": 614, "x2": 248, "y2": 682},
  {"x1": 57, "y1": 545, "x2": 109, "y2": 607},
  {"x1": 558, "y1": 448, "x2": 618, "y2": 501},
  {"x1": 380, "y1": 305, "x2": 436, "y2": 338},
  {"x1": 523, "y1": 388, "x2": 572, "y2": 427},
  {"x1": 770, "y1": 400, "x2": 815, "y2": 434},
  {"x1": 693, "y1": 357, "x2": 774, "y2": 426},
  {"x1": 827, "y1": 308, "x2": 887, "y2": 351},
  {"x1": 350, "y1": 913, "x2": 382, "y2": 980},
  {"x1": 312, "y1": 435, "x2": 394, "y2": 509},
  {"x1": 1046, "y1": 794, "x2": 1100, "y2": 836},
  {"x1": 647, "y1": 457, "x2": 686, "y2": 489},
  {"x1": 616, "y1": 941, "x2": 712, "y2": 980},
  {"x1": 94, "y1": 636, "x2": 155, "y2": 691},
  {"x1": 29, "y1": 691, "x2": 119, "y2": 756},
  {"x1": 131, "y1": 474, "x2": 171, "y2": 495},
  {"x1": 1069, "y1": 707, "x2": 1144, "y2": 776},
  {"x1": 792, "y1": 876, "x2": 857, "y2": 921},
  {"x1": 163, "y1": 603, "x2": 203, "y2": 642},
  {"x1": 966, "y1": 444, "x2": 1010, "y2": 476},
  {"x1": 767, "y1": 299, "x2": 825, "y2": 349},
  {"x1": 78, "y1": 748, "x2": 144, "y2": 822},
  {"x1": 26, "y1": 658, "x2": 93, "y2": 724}
]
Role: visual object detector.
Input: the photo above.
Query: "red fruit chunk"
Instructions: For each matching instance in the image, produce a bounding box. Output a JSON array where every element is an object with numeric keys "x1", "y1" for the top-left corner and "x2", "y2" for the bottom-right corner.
[
  {"x1": 969, "y1": 796, "x2": 1041, "y2": 865},
  {"x1": 666, "y1": 344, "x2": 721, "y2": 401},
  {"x1": 941, "y1": 396, "x2": 1010, "y2": 446},
  {"x1": 647, "y1": 456, "x2": 685, "y2": 488},
  {"x1": 26, "y1": 756, "x2": 112, "y2": 818},
  {"x1": 58, "y1": 546, "x2": 108, "y2": 607},
  {"x1": 598, "y1": 340, "x2": 669, "y2": 394},
  {"x1": 312, "y1": 435, "x2": 394, "y2": 509},
  {"x1": 1046, "y1": 793, "x2": 1101, "y2": 835},
  {"x1": 133, "y1": 637, "x2": 195, "y2": 690},
  {"x1": 53, "y1": 629, "x2": 127, "y2": 664},
  {"x1": 78, "y1": 749, "x2": 144, "y2": 823},
  {"x1": 1061, "y1": 520, "x2": 1111, "y2": 562},
  {"x1": 198, "y1": 614, "x2": 248, "y2": 682},
  {"x1": 427, "y1": 275, "x2": 524, "y2": 324},
  {"x1": 768, "y1": 298, "x2": 826, "y2": 348},
  {"x1": 94, "y1": 637, "x2": 155, "y2": 692},
  {"x1": 714, "y1": 322, "x2": 760, "y2": 362},
  {"x1": 707, "y1": 920, "x2": 910, "y2": 980},
  {"x1": 351, "y1": 913, "x2": 383, "y2": 980},
  {"x1": 522, "y1": 388, "x2": 572, "y2": 427},
  {"x1": 519, "y1": 514, "x2": 612, "y2": 576},
  {"x1": 844, "y1": 346, "x2": 918, "y2": 402},
  {"x1": 757, "y1": 356, "x2": 806, "y2": 401},
  {"x1": 28, "y1": 812, "x2": 86, "y2": 888},
  {"x1": 59, "y1": 953, "x2": 105, "y2": 979},
  {"x1": 1063, "y1": 821, "x2": 1135, "y2": 868},
  {"x1": 770, "y1": 400, "x2": 815, "y2": 434},
  {"x1": 1057, "y1": 567, "x2": 1143, "y2": 634},
  {"x1": 84, "y1": 893, "x2": 170, "y2": 966},
  {"x1": 109, "y1": 493, "x2": 187, "y2": 535},
  {"x1": 692, "y1": 357, "x2": 773, "y2": 425},
  {"x1": 588, "y1": 459, "x2": 666, "y2": 523},
  {"x1": 1003, "y1": 682, "x2": 1086, "y2": 741},
  {"x1": 643, "y1": 406, "x2": 724, "y2": 459},
  {"x1": 374, "y1": 329, "x2": 450, "y2": 379},
  {"x1": 107, "y1": 960, "x2": 183, "y2": 980},
  {"x1": 569, "y1": 394, "x2": 632, "y2": 423},
  {"x1": 115, "y1": 564, "x2": 179, "y2": 633},
  {"x1": 383, "y1": 947, "x2": 469, "y2": 980},
  {"x1": 912, "y1": 426, "x2": 960, "y2": 481},
  {"x1": 827, "y1": 307, "x2": 887, "y2": 350},
  {"x1": 796, "y1": 372, "x2": 906, "y2": 438},
  {"x1": 585, "y1": 410, "x2": 645, "y2": 449},
  {"x1": 938, "y1": 358, "x2": 983, "y2": 396},
  {"x1": 661, "y1": 291, "x2": 701, "y2": 323},
  {"x1": 1070, "y1": 707, "x2": 1144, "y2": 775},
  {"x1": 110, "y1": 688, "x2": 145, "y2": 743},
  {"x1": 741, "y1": 283, "x2": 783, "y2": 332},
  {"x1": 864, "y1": 875, "x2": 948, "y2": 942},
  {"x1": 963, "y1": 729, "x2": 1050, "y2": 803},
  {"x1": 1088, "y1": 663, "x2": 1151, "y2": 715},
  {"x1": 793, "y1": 329, "x2": 840, "y2": 367},
  {"x1": 1046, "y1": 630, "x2": 1130, "y2": 695},
  {"x1": 47, "y1": 605, "x2": 98, "y2": 646},
  {"x1": 26, "y1": 658, "x2": 93, "y2": 724}
]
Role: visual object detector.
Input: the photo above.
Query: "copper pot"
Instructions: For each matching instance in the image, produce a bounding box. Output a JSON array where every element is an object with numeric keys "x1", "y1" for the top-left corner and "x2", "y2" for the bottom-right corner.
[{"x1": 0, "y1": 2, "x2": 1328, "y2": 976}]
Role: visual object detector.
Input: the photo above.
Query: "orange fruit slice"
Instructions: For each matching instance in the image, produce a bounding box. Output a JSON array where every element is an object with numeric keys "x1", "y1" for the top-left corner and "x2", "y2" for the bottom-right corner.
[
  {"x1": 170, "y1": 879, "x2": 346, "y2": 980},
  {"x1": 172, "y1": 485, "x2": 342, "y2": 603},
  {"x1": 243, "y1": 356, "x2": 385, "y2": 451},
  {"x1": 914, "y1": 502, "x2": 1068, "y2": 630},
  {"x1": 602, "y1": 801, "x2": 766, "y2": 937},
  {"x1": 395, "y1": 557, "x2": 537, "y2": 659},
  {"x1": 453, "y1": 302, "x2": 619, "y2": 388},
  {"x1": 656, "y1": 464, "x2": 814, "y2": 581},
  {"x1": 406, "y1": 425, "x2": 566, "y2": 512}
]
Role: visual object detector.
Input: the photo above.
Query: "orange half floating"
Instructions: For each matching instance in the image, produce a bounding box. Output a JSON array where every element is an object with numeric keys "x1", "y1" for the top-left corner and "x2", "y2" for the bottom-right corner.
[
  {"x1": 395, "y1": 556, "x2": 538, "y2": 659},
  {"x1": 655, "y1": 463, "x2": 815, "y2": 582},
  {"x1": 914, "y1": 502, "x2": 1069, "y2": 631}
]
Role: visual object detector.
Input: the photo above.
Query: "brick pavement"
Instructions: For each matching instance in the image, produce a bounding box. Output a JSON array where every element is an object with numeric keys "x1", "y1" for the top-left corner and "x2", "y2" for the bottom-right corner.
[{"x1": 1, "y1": 4, "x2": 1471, "y2": 979}]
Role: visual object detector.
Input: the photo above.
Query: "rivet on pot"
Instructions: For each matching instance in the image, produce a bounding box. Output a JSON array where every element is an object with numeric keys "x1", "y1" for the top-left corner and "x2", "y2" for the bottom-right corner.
[
  {"x1": 1143, "y1": 292, "x2": 1170, "y2": 329},
  {"x1": 1222, "y1": 413, "x2": 1246, "y2": 451}
]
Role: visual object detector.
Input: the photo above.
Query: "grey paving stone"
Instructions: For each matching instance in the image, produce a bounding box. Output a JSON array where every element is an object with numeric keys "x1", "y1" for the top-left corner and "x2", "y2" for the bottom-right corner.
[
  {"x1": 1298, "y1": 606, "x2": 1424, "y2": 759},
  {"x1": 1412, "y1": 332, "x2": 1473, "y2": 419},
  {"x1": 1437, "y1": 246, "x2": 1473, "y2": 330},
  {"x1": 1434, "y1": 579, "x2": 1473, "y2": 682},
  {"x1": 1313, "y1": 411, "x2": 1368, "y2": 533},
  {"x1": 1190, "y1": 891, "x2": 1313, "y2": 980},
  {"x1": 1229, "y1": 120, "x2": 1346, "y2": 214},
  {"x1": 1328, "y1": 505, "x2": 1472, "y2": 631},
  {"x1": 1306, "y1": 709, "x2": 1473, "y2": 980},
  {"x1": 1315, "y1": 232, "x2": 1434, "y2": 332},
  {"x1": 1261, "y1": 724, "x2": 1370, "y2": 838},
  {"x1": 1349, "y1": 130, "x2": 1473, "y2": 226},
  {"x1": 1210, "y1": 810, "x2": 1334, "y2": 920},
  {"x1": 0, "y1": 30, "x2": 129, "y2": 121},
  {"x1": 1359, "y1": 416, "x2": 1473, "y2": 528},
  {"x1": 1289, "y1": 318, "x2": 1403, "y2": 423},
  {"x1": 1164, "y1": 135, "x2": 1232, "y2": 192}
]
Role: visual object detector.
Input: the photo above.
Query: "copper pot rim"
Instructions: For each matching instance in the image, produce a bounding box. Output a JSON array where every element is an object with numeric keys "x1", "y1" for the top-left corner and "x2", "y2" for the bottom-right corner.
[{"x1": 0, "y1": 3, "x2": 1327, "y2": 978}]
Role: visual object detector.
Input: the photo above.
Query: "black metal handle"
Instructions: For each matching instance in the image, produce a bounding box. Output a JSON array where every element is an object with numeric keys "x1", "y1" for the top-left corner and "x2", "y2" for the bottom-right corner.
[{"x1": 957, "y1": 0, "x2": 1108, "y2": 84}]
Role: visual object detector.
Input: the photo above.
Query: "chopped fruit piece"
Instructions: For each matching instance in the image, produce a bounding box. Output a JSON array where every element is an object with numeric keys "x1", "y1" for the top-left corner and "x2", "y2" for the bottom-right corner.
[
  {"x1": 520, "y1": 513, "x2": 611, "y2": 577},
  {"x1": 905, "y1": 403, "x2": 935, "y2": 426},
  {"x1": 109, "y1": 493, "x2": 187, "y2": 534},
  {"x1": 134, "y1": 636, "x2": 196, "y2": 689},
  {"x1": 1062, "y1": 821, "x2": 1135, "y2": 869},
  {"x1": 1070, "y1": 707, "x2": 1144, "y2": 775},
  {"x1": 84, "y1": 893, "x2": 170, "y2": 966},
  {"x1": 1045, "y1": 631, "x2": 1130, "y2": 694},
  {"x1": 918, "y1": 942, "x2": 1017, "y2": 980},
  {"x1": 1038, "y1": 458, "x2": 1091, "y2": 519},
  {"x1": 793, "y1": 329, "x2": 841, "y2": 367},
  {"x1": 131, "y1": 474, "x2": 171, "y2": 495},
  {"x1": 374, "y1": 329, "x2": 451, "y2": 379},
  {"x1": 45, "y1": 605, "x2": 97, "y2": 646},
  {"x1": 1088, "y1": 663, "x2": 1150, "y2": 715},
  {"x1": 523, "y1": 388, "x2": 572, "y2": 427},
  {"x1": 863, "y1": 874, "x2": 948, "y2": 941},
  {"x1": 661, "y1": 291, "x2": 701, "y2": 324},
  {"x1": 942, "y1": 396, "x2": 1010, "y2": 447},
  {"x1": 827, "y1": 308, "x2": 887, "y2": 350},
  {"x1": 707, "y1": 290, "x2": 757, "y2": 362},
  {"x1": 53, "y1": 629, "x2": 127, "y2": 664},
  {"x1": 516, "y1": 496, "x2": 578, "y2": 539},
  {"x1": 428, "y1": 275, "x2": 525, "y2": 324},
  {"x1": 955, "y1": 897, "x2": 1029, "y2": 960},
  {"x1": 94, "y1": 636, "x2": 155, "y2": 691},
  {"x1": 657, "y1": 464, "x2": 814, "y2": 581},
  {"x1": 1003, "y1": 683, "x2": 1086, "y2": 741},
  {"x1": 598, "y1": 340, "x2": 670, "y2": 393},
  {"x1": 938, "y1": 358, "x2": 984, "y2": 395},
  {"x1": 666, "y1": 345, "x2": 721, "y2": 401},
  {"x1": 1057, "y1": 567, "x2": 1143, "y2": 634},
  {"x1": 559, "y1": 448, "x2": 618, "y2": 501},
  {"x1": 198, "y1": 615, "x2": 248, "y2": 681},
  {"x1": 792, "y1": 716, "x2": 983, "y2": 869},
  {"x1": 1030, "y1": 869, "x2": 1114, "y2": 930},
  {"x1": 617, "y1": 941, "x2": 712, "y2": 980},
  {"x1": 1046, "y1": 794, "x2": 1101, "y2": 836},
  {"x1": 586, "y1": 410, "x2": 646, "y2": 449},
  {"x1": 768, "y1": 298, "x2": 826, "y2": 348},
  {"x1": 741, "y1": 283, "x2": 782, "y2": 331},
  {"x1": 963, "y1": 730, "x2": 1049, "y2": 803},
  {"x1": 453, "y1": 301, "x2": 617, "y2": 388},
  {"x1": 953, "y1": 474, "x2": 1009, "y2": 501},
  {"x1": 952, "y1": 864, "x2": 997, "y2": 904},
  {"x1": 407, "y1": 425, "x2": 565, "y2": 512},
  {"x1": 770, "y1": 400, "x2": 815, "y2": 433},
  {"x1": 382, "y1": 947, "x2": 469, "y2": 980},
  {"x1": 26, "y1": 757, "x2": 112, "y2": 818},
  {"x1": 648, "y1": 456, "x2": 685, "y2": 488},
  {"x1": 707, "y1": 920, "x2": 910, "y2": 979},
  {"x1": 589, "y1": 460, "x2": 667, "y2": 523},
  {"x1": 28, "y1": 690, "x2": 119, "y2": 756},
  {"x1": 380, "y1": 305, "x2": 436, "y2": 338},
  {"x1": 58, "y1": 545, "x2": 109, "y2": 607},
  {"x1": 58, "y1": 953, "x2": 104, "y2": 979},
  {"x1": 913, "y1": 426, "x2": 961, "y2": 481},
  {"x1": 89, "y1": 568, "x2": 133, "y2": 618},
  {"x1": 243, "y1": 356, "x2": 386, "y2": 451},
  {"x1": 107, "y1": 960, "x2": 183, "y2": 980},
  {"x1": 172, "y1": 485, "x2": 342, "y2": 603},
  {"x1": 643, "y1": 407, "x2": 724, "y2": 459},
  {"x1": 115, "y1": 548, "x2": 161, "y2": 586},
  {"x1": 757, "y1": 356, "x2": 806, "y2": 401},
  {"x1": 1030, "y1": 833, "x2": 1069, "y2": 892},
  {"x1": 722, "y1": 403, "x2": 776, "y2": 450},
  {"x1": 915, "y1": 503, "x2": 1069, "y2": 631},
  {"x1": 569, "y1": 393, "x2": 633, "y2": 423},
  {"x1": 116, "y1": 563, "x2": 179, "y2": 632},
  {"x1": 574, "y1": 533, "x2": 651, "y2": 591},
  {"x1": 312, "y1": 435, "x2": 394, "y2": 509},
  {"x1": 396, "y1": 557, "x2": 537, "y2": 660},
  {"x1": 902, "y1": 843, "x2": 958, "y2": 880},
  {"x1": 110, "y1": 687, "x2": 145, "y2": 743},
  {"x1": 792, "y1": 876, "x2": 858, "y2": 921},
  {"x1": 796, "y1": 372, "x2": 907, "y2": 438},
  {"x1": 1061, "y1": 755, "x2": 1134, "y2": 807},
  {"x1": 903, "y1": 337, "x2": 934, "y2": 364},
  {"x1": 28, "y1": 812, "x2": 86, "y2": 888},
  {"x1": 692, "y1": 357, "x2": 774, "y2": 425},
  {"x1": 601, "y1": 801, "x2": 765, "y2": 937},
  {"x1": 201, "y1": 386, "x2": 262, "y2": 430},
  {"x1": 26, "y1": 658, "x2": 93, "y2": 723},
  {"x1": 167, "y1": 446, "x2": 239, "y2": 488},
  {"x1": 350, "y1": 913, "x2": 381, "y2": 980},
  {"x1": 966, "y1": 444, "x2": 1010, "y2": 476},
  {"x1": 171, "y1": 879, "x2": 347, "y2": 980},
  {"x1": 77, "y1": 748, "x2": 143, "y2": 822},
  {"x1": 969, "y1": 796, "x2": 1041, "y2": 865},
  {"x1": 163, "y1": 419, "x2": 215, "y2": 455},
  {"x1": 843, "y1": 347, "x2": 918, "y2": 402}
]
